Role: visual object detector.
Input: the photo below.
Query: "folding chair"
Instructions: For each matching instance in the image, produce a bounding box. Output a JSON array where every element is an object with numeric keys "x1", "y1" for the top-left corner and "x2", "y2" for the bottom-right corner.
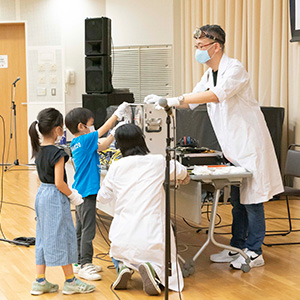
[{"x1": 264, "y1": 144, "x2": 300, "y2": 246}]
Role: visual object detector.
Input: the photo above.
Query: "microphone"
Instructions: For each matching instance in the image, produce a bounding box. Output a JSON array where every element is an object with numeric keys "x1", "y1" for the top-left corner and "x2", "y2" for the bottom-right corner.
[
  {"x1": 158, "y1": 98, "x2": 173, "y2": 117},
  {"x1": 12, "y1": 77, "x2": 20, "y2": 85}
]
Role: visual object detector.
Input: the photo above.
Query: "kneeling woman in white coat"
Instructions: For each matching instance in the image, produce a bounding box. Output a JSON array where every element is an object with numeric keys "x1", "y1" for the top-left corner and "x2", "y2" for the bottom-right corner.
[{"x1": 97, "y1": 123, "x2": 190, "y2": 296}]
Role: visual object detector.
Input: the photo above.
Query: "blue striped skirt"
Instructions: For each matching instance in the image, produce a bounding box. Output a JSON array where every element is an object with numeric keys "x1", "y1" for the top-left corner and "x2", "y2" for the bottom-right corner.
[{"x1": 35, "y1": 183, "x2": 77, "y2": 266}]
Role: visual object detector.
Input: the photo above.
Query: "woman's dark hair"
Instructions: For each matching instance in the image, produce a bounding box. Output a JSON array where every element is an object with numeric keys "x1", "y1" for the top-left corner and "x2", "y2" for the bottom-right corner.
[
  {"x1": 115, "y1": 123, "x2": 149, "y2": 157},
  {"x1": 28, "y1": 108, "x2": 63, "y2": 158},
  {"x1": 65, "y1": 107, "x2": 95, "y2": 134}
]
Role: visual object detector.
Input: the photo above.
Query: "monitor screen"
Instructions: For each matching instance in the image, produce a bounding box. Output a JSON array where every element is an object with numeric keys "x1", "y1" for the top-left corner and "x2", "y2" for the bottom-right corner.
[{"x1": 290, "y1": 0, "x2": 300, "y2": 42}]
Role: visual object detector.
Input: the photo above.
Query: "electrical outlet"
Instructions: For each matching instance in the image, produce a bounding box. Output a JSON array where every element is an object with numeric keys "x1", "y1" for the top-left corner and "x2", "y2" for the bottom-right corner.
[
  {"x1": 38, "y1": 64, "x2": 46, "y2": 71},
  {"x1": 50, "y1": 64, "x2": 56, "y2": 71},
  {"x1": 50, "y1": 75, "x2": 57, "y2": 84},
  {"x1": 39, "y1": 76, "x2": 46, "y2": 84}
]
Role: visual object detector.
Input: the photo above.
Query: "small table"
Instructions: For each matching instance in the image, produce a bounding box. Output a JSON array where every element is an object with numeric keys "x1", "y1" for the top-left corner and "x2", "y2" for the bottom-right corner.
[{"x1": 180, "y1": 170, "x2": 252, "y2": 276}]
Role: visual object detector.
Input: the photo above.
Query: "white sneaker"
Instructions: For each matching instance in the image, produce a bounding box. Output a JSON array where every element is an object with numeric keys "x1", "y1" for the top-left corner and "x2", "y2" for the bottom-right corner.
[
  {"x1": 210, "y1": 249, "x2": 240, "y2": 263},
  {"x1": 78, "y1": 264, "x2": 102, "y2": 281},
  {"x1": 230, "y1": 249, "x2": 265, "y2": 270},
  {"x1": 73, "y1": 263, "x2": 102, "y2": 274},
  {"x1": 91, "y1": 263, "x2": 102, "y2": 272},
  {"x1": 73, "y1": 264, "x2": 81, "y2": 274}
]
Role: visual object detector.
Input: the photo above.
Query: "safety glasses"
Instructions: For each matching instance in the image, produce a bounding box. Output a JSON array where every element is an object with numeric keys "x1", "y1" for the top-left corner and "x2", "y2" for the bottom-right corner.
[
  {"x1": 193, "y1": 27, "x2": 223, "y2": 43},
  {"x1": 194, "y1": 42, "x2": 215, "y2": 49}
]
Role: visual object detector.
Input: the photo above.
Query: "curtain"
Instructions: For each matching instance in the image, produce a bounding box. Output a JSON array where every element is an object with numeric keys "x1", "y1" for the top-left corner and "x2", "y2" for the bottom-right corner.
[{"x1": 179, "y1": 0, "x2": 300, "y2": 166}]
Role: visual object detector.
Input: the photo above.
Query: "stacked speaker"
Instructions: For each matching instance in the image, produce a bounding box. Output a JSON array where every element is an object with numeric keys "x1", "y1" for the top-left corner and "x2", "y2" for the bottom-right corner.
[
  {"x1": 85, "y1": 17, "x2": 112, "y2": 93},
  {"x1": 83, "y1": 17, "x2": 134, "y2": 128}
]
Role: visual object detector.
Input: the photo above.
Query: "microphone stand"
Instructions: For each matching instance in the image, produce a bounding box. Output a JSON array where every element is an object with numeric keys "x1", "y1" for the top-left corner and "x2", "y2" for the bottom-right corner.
[
  {"x1": 164, "y1": 113, "x2": 172, "y2": 299},
  {"x1": 4, "y1": 81, "x2": 32, "y2": 172},
  {"x1": 0, "y1": 80, "x2": 32, "y2": 247}
]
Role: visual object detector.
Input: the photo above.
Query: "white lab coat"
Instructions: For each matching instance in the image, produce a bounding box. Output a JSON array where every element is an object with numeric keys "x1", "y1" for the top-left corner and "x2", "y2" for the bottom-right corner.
[
  {"x1": 98, "y1": 154, "x2": 187, "y2": 292},
  {"x1": 190, "y1": 54, "x2": 283, "y2": 204}
]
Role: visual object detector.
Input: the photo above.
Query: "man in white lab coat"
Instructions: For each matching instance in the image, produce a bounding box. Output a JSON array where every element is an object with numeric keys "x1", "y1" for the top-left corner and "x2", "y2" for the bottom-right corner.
[
  {"x1": 145, "y1": 24, "x2": 283, "y2": 269},
  {"x1": 97, "y1": 123, "x2": 190, "y2": 295}
]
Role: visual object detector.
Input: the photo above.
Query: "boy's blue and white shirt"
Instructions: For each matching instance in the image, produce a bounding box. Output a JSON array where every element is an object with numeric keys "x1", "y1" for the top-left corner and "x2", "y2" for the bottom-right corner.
[{"x1": 71, "y1": 131, "x2": 100, "y2": 198}]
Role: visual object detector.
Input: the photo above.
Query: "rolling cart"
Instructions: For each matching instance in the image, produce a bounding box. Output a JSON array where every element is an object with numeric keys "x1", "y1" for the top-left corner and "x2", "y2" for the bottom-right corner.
[{"x1": 180, "y1": 169, "x2": 253, "y2": 277}]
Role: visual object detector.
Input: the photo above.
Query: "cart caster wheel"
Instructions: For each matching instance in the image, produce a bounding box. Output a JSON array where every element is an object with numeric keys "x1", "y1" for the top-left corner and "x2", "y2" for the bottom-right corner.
[
  {"x1": 188, "y1": 266, "x2": 195, "y2": 275},
  {"x1": 241, "y1": 263, "x2": 251, "y2": 273},
  {"x1": 182, "y1": 268, "x2": 190, "y2": 278},
  {"x1": 181, "y1": 260, "x2": 195, "y2": 278}
]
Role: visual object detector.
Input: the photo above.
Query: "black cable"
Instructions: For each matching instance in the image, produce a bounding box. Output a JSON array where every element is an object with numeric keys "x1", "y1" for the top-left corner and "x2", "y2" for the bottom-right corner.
[
  {"x1": 94, "y1": 213, "x2": 116, "y2": 265},
  {"x1": 110, "y1": 283, "x2": 121, "y2": 300},
  {"x1": 182, "y1": 218, "x2": 201, "y2": 229},
  {"x1": 180, "y1": 191, "x2": 229, "y2": 235},
  {"x1": 111, "y1": 37, "x2": 115, "y2": 77},
  {"x1": 0, "y1": 114, "x2": 6, "y2": 239},
  {"x1": 171, "y1": 115, "x2": 183, "y2": 300},
  {"x1": 95, "y1": 212, "x2": 111, "y2": 247},
  {"x1": 0, "y1": 114, "x2": 32, "y2": 246},
  {"x1": 205, "y1": 200, "x2": 221, "y2": 225},
  {"x1": 182, "y1": 216, "x2": 228, "y2": 232},
  {"x1": 95, "y1": 211, "x2": 122, "y2": 300},
  {"x1": 4, "y1": 87, "x2": 12, "y2": 167},
  {"x1": 94, "y1": 253, "x2": 112, "y2": 264},
  {"x1": 265, "y1": 217, "x2": 300, "y2": 220},
  {"x1": 97, "y1": 212, "x2": 110, "y2": 234},
  {"x1": 2, "y1": 201, "x2": 35, "y2": 211}
]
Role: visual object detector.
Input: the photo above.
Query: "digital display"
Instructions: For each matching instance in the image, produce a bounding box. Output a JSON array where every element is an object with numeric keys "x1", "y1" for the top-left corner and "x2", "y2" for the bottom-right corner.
[{"x1": 290, "y1": 0, "x2": 300, "y2": 42}]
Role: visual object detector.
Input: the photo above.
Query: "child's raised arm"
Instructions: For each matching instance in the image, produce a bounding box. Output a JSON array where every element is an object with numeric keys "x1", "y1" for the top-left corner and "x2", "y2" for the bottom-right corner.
[
  {"x1": 97, "y1": 114, "x2": 117, "y2": 138},
  {"x1": 97, "y1": 102, "x2": 129, "y2": 138},
  {"x1": 98, "y1": 134, "x2": 114, "y2": 152},
  {"x1": 97, "y1": 121, "x2": 126, "y2": 152}
]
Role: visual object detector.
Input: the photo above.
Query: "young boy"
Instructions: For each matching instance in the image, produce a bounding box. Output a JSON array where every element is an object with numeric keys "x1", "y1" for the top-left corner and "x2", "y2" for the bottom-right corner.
[
  {"x1": 97, "y1": 124, "x2": 190, "y2": 295},
  {"x1": 65, "y1": 102, "x2": 129, "y2": 281}
]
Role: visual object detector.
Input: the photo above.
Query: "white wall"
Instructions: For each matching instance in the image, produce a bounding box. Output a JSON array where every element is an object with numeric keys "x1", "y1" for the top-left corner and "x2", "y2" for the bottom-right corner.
[
  {"x1": 106, "y1": 0, "x2": 173, "y2": 46},
  {"x1": 60, "y1": 0, "x2": 106, "y2": 112}
]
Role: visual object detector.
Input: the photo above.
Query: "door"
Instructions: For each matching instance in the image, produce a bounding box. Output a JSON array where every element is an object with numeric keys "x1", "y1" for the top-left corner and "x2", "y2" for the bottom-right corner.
[{"x1": 0, "y1": 23, "x2": 28, "y2": 165}]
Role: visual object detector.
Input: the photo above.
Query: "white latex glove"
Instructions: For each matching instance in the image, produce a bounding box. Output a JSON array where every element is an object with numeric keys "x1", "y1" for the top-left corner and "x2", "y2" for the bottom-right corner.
[
  {"x1": 167, "y1": 97, "x2": 181, "y2": 106},
  {"x1": 114, "y1": 102, "x2": 129, "y2": 121},
  {"x1": 154, "y1": 101, "x2": 164, "y2": 110},
  {"x1": 154, "y1": 97, "x2": 181, "y2": 110},
  {"x1": 110, "y1": 121, "x2": 127, "y2": 137},
  {"x1": 144, "y1": 94, "x2": 161, "y2": 104},
  {"x1": 68, "y1": 189, "x2": 84, "y2": 206}
]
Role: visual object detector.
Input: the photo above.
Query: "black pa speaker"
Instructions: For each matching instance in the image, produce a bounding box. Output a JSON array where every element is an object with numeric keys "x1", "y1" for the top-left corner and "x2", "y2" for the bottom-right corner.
[
  {"x1": 85, "y1": 56, "x2": 113, "y2": 93},
  {"x1": 85, "y1": 17, "x2": 111, "y2": 56},
  {"x1": 82, "y1": 92, "x2": 135, "y2": 128},
  {"x1": 82, "y1": 94, "x2": 109, "y2": 129}
]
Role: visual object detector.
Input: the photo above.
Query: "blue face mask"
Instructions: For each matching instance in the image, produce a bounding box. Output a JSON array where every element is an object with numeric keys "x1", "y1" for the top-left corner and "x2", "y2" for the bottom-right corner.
[{"x1": 195, "y1": 44, "x2": 215, "y2": 64}]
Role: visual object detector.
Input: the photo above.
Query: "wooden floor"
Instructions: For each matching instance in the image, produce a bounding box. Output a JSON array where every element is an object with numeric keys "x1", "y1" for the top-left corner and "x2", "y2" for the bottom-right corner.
[{"x1": 1, "y1": 165, "x2": 300, "y2": 299}]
